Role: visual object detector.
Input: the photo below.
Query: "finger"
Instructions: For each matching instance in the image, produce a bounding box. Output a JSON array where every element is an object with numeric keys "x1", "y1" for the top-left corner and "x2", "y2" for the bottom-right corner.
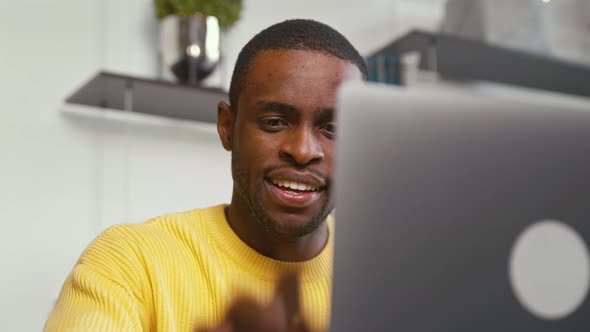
[
  {"x1": 276, "y1": 271, "x2": 301, "y2": 318},
  {"x1": 228, "y1": 298, "x2": 273, "y2": 331},
  {"x1": 275, "y1": 271, "x2": 310, "y2": 332},
  {"x1": 194, "y1": 321, "x2": 232, "y2": 332}
]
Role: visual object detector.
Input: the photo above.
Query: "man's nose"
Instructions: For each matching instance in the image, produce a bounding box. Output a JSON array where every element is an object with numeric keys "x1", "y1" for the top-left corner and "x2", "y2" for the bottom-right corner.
[{"x1": 279, "y1": 126, "x2": 324, "y2": 166}]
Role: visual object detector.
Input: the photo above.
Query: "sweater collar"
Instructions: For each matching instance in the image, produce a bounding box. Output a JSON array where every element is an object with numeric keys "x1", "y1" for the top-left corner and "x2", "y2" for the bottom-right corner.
[{"x1": 204, "y1": 204, "x2": 334, "y2": 282}]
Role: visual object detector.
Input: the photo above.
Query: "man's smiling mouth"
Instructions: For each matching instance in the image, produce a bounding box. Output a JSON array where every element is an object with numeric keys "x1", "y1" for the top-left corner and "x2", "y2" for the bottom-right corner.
[
  {"x1": 265, "y1": 177, "x2": 326, "y2": 208},
  {"x1": 270, "y1": 179, "x2": 321, "y2": 192}
]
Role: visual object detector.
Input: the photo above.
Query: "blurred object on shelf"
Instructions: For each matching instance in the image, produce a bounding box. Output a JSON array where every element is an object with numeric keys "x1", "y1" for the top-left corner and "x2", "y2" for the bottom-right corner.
[{"x1": 365, "y1": 54, "x2": 402, "y2": 85}]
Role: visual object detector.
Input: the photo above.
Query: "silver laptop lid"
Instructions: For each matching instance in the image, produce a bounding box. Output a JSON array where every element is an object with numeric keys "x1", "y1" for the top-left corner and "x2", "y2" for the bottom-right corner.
[{"x1": 331, "y1": 82, "x2": 590, "y2": 331}]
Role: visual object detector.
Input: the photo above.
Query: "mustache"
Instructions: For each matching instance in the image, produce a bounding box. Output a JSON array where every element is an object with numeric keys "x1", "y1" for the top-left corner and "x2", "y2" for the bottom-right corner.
[{"x1": 264, "y1": 164, "x2": 330, "y2": 185}]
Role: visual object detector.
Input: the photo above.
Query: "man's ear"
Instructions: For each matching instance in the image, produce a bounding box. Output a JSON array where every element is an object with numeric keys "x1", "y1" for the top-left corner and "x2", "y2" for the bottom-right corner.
[{"x1": 217, "y1": 101, "x2": 234, "y2": 151}]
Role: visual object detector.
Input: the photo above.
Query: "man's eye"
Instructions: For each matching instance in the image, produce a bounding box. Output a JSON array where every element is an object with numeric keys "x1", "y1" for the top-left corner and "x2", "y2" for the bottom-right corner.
[
  {"x1": 259, "y1": 118, "x2": 288, "y2": 131},
  {"x1": 321, "y1": 123, "x2": 336, "y2": 137},
  {"x1": 264, "y1": 119, "x2": 286, "y2": 127}
]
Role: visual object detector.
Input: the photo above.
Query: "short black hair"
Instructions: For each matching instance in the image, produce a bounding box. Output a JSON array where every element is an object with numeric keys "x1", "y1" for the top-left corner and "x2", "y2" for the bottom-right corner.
[{"x1": 228, "y1": 19, "x2": 368, "y2": 110}]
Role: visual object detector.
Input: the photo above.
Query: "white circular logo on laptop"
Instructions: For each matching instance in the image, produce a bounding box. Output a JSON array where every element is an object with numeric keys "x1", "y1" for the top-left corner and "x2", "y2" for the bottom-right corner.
[{"x1": 509, "y1": 220, "x2": 590, "y2": 319}]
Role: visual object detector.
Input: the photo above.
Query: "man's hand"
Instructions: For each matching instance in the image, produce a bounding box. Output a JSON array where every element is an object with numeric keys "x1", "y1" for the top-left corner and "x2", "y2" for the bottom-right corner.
[{"x1": 196, "y1": 272, "x2": 311, "y2": 332}]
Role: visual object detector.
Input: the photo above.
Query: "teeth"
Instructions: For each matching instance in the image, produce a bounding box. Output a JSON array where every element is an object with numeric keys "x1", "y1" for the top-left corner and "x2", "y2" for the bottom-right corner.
[{"x1": 271, "y1": 179, "x2": 320, "y2": 192}]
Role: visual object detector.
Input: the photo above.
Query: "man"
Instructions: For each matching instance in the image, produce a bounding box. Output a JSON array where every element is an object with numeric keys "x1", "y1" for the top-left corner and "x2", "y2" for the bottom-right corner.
[{"x1": 45, "y1": 19, "x2": 367, "y2": 332}]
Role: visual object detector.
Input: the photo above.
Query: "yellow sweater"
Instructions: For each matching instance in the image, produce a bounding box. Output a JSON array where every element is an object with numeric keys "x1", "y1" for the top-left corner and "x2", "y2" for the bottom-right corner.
[{"x1": 45, "y1": 204, "x2": 334, "y2": 332}]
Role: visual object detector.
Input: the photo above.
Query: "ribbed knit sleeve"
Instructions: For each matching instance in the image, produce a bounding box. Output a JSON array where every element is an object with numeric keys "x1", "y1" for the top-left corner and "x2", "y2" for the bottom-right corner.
[{"x1": 44, "y1": 226, "x2": 151, "y2": 332}]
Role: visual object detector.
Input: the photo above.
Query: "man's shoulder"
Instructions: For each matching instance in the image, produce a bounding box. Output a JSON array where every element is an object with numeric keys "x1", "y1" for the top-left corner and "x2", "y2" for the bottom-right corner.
[
  {"x1": 86, "y1": 204, "x2": 228, "y2": 257},
  {"x1": 144, "y1": 204, "x2": 227, "y2": 231}
]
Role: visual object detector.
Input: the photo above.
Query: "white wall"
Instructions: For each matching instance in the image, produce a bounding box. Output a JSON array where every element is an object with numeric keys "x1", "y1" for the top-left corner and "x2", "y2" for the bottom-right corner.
[
  {"x1": 0, "y1": 1, "x2": 104, "y2": 329},
  {"x1": 548, "y1": 0, "x2": 590, "y2": 65},
  {"x1": 441, "y1": 0, "x2": 590, "y2": 65}
]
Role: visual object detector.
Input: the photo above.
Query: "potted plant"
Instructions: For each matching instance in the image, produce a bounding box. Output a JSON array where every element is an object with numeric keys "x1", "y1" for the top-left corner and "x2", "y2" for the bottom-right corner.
[
  {"x1": 154, "y1": 0, "x2": 242, "y2": 29},
  {"x1": 154, "y1": 0, "x2": 243, "y2": 84}
]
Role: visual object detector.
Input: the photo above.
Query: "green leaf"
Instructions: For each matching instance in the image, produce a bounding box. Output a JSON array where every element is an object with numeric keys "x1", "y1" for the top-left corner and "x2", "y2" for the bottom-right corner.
[{"x1": 153, "y1": 0, "x2": 242, "y2": 28}]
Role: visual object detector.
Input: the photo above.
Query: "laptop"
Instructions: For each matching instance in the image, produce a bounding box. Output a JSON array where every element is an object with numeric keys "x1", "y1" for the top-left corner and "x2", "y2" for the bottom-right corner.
[{"x1": 331, "y1": 82, "x2": 590, "y2": 331}]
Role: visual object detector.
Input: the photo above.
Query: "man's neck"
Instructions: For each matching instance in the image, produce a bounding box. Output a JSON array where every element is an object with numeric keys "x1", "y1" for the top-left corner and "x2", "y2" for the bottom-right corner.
[{"x1": 224, "y1": 201, "x2": 328, "y2": 262}]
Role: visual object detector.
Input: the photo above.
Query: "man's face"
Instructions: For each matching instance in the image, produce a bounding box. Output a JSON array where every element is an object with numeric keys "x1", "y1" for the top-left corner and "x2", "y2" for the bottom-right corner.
[{"x1": 220, "y1": 49, "x2": 362, "y2": 238}]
